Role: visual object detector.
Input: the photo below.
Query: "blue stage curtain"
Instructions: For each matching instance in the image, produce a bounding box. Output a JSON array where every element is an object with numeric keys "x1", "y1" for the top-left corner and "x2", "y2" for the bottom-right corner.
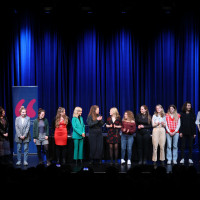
[{"x1": 0, "y1": 12, "x2": 199, "y2": 146}]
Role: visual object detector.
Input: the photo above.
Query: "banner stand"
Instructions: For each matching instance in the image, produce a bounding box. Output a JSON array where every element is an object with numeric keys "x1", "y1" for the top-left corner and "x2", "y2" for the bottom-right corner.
[{"x1": 12, "y1": 86, "x2": 38, "y2": 154}]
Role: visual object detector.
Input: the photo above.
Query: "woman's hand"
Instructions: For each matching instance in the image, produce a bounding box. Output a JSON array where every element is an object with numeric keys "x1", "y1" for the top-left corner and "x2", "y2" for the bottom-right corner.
[
  {"x1": 97, "y1": 116, "x2": 102, "y2": 121},
  {"x1": 3, "y1": 133, "x2": 8, "y2": 137},
  {"x1": 82, "y1": 133, "x2": 85, "y2": 137},
  {"x1": 20, "y1": 135, "x2": 25, "y2": 140},
  {"x1": 161, "y1": 122, "x2": 166, "y2": 127},
  {"x1": 122, "y1": 128, "x2": 126, "y2": 132},
  {"x1": 106, "y1": 124, "x2": 112, "y2": 128}
]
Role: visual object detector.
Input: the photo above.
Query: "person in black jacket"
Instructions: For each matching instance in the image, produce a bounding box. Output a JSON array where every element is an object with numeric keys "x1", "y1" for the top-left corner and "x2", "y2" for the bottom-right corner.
[
  {"x1": 87, "y1": 105, "x2": 104, "y2": 164},
  {"x1": 0, "y1": 107, "x2": 11, "y2": 165},
  {"x1": 179, "y1": 102, "x2": 196, "y2": 164},
  {"x1": 135, "y1": 105, "x2": 152, "y2": 165}
]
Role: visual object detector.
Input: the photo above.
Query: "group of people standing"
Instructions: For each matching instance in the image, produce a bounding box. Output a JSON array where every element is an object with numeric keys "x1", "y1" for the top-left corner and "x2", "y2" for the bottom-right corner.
[{"x1": 0, "y1": 101, "x2": 199, "y2": 167}]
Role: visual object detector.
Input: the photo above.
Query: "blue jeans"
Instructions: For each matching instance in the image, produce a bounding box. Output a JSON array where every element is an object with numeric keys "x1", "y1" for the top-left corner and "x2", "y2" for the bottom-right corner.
[
  {"x1": 17, "y1": 142, "x2": 29, "y2": 162},
  {"x1": 121, "y1": 134, "x2": 134, "y2": 160},
  {"x1": 166, "y1": 133, "x2": 179, "y2": 161}
]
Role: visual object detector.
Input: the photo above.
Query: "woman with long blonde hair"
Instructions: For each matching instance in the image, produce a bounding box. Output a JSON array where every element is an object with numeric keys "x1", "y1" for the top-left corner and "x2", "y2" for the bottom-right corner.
[
  {"x1": 72, "y1": 107, "x2": 85, "y2": 165},
  {"x1": 54, "y1": 107, "x2": 68, "y2": 166},
  {"x1": 152, "y1": 104, "x2": 166, "y2": 166},
  {"x1": 106, "y1": 107, "x2": 122, "y2": 164}
]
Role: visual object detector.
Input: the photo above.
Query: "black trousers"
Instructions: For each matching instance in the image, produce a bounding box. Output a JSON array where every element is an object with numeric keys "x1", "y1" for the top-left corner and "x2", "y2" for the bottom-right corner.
[
  {"x1": 136, "y1": 133, "x2": 151, "y2": 161},
  {"x1": 36, "y1": 145, "x2": 49, "y2": 163},
  {"x1": 88, "y1": 129, "x2": 103, "y2": 160},
  {"x1": 56, "y1": 145, "x2": 67, "y2": 164},
  {"x1": 180, "y1": 135, "x2": 194, "y2": 159}
]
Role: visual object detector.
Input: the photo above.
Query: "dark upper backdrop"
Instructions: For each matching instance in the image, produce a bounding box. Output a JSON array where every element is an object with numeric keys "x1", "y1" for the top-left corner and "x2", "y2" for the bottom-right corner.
[{"x1": 0, "y1": 0, "x2": 200, "y2": 148}]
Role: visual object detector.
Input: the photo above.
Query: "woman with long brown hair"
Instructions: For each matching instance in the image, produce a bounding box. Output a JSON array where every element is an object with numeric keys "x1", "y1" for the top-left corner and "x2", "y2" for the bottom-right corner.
[
  {"x1": 54, "y1": 107, "x2": 68, "y2": 166},
  {"x1": 121, "y1": 111, "x2": 136, "y2": 165},
  {"x1": 33, "y1": 108, "x2": 50, "y2": 166},
  {"x1": 86, "y1": 105, "x2": 104, "y2": 164},
  {"x1": 0, "y1": 107, "x2": 11, "y2": 165},
  {"x1": 165, "y1": 105, "x2": 180, "y2": 165},
  {"x1": 135, "y1": 105, "x2": 152, "y2": 165}
]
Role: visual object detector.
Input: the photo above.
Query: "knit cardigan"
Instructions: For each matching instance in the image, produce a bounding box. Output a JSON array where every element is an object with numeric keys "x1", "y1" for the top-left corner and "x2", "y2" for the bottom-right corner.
[{"x1": 33, "y1": 118, "x2": 49, "y2": 139}]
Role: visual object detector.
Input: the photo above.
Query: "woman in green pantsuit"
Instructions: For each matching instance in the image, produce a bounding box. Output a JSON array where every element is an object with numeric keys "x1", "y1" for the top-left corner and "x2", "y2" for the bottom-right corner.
[{"x1": 72, "y1": 107, "x2": 85, "y2": 165}]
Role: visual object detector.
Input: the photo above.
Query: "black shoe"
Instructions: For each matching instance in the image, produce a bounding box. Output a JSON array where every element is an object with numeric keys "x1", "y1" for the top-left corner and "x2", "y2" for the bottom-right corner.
[
  {"x1": 143, "y1": 160, "x2": 147, "y2": 165},
  {"x1": 62, "y1": 159, "x2": 66, "y2": 165},
  {"x1": 110, "y1": 159, "x2": 113, "y2": 165},
  {"x1": 89, "y1": 160, "x2": 93, "y2": 165},
  {"x1": 138, "y1": 160, "x2": 142, "y2": 165},
  {"x1": 153, "y1": 161, "x2": 157, "y2": 166},
  {"x1": 160, "y1": 161, "x2": 165, "y2": 166},
  {"x1": 79, "y1": 159, "x2": 83, "y2": 166}
]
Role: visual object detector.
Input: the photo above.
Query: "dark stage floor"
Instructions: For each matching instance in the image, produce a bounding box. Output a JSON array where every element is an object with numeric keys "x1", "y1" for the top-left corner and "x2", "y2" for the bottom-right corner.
[{"x1": 12, "y1": 151, "x2": 200, "y2": 174}]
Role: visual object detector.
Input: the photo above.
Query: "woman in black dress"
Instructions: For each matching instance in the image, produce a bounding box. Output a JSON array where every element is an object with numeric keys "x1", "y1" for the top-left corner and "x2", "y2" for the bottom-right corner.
[
  {"x1": 135, "y1": 105, "x2": 152, "y2": 165},
  {"x1": 87, "y1": 105, "x2": 104, "y2": 164},
  {"x1": 0, "y1": 107, "x2": 11, "y2": 165},
  {"x1": 106, "y1": 107, "x2": 122, "y2": 164}
]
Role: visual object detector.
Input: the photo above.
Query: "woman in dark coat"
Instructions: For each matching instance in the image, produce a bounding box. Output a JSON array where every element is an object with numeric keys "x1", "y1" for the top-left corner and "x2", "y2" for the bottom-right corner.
[
  {"x1": 135, "y1": 105, "x2": 152, "y2": 165},
  {"x1": 87, "y1": 105, "x2": 104, "y2": 164},
  {"x1": 179, "y1": 102, "x2": 196, "y2": 164},
  {"x1": 0, "y1": 107, "x2": 11, "y2": 165}
]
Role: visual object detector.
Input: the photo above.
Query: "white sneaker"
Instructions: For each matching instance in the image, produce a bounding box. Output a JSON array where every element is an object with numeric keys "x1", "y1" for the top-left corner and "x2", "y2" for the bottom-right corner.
[
  {"x1": 127, "y1": 160, "x2": 131, "y2": 165},
  {"x1": 121, "y1": 159, "x2": 125, "y2": 164},
  {"x1": 16, "y1": 161, "x2": 21, "y2": 166},
  {"x1": 180, "y1": 159, "x2": 184, "y2": 164},
  {"x1": 24, "y1": 161, "x2": 28, "y2": 166},
  {"x1": 189, "y1": 159, "x2": 193, "y2": 164},
  {"x1": 173, "y1": 160, "x2": 177, "y2": 164},
  {"x1": 167, "y1": 160, "x2": 171, "y2": 165}
]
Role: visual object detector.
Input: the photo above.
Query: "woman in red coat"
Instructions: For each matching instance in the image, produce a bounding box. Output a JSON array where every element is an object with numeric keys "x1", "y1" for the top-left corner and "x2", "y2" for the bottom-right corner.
[{"x1": 54, "y1": 107, "x2": 68, "y2": 166}]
